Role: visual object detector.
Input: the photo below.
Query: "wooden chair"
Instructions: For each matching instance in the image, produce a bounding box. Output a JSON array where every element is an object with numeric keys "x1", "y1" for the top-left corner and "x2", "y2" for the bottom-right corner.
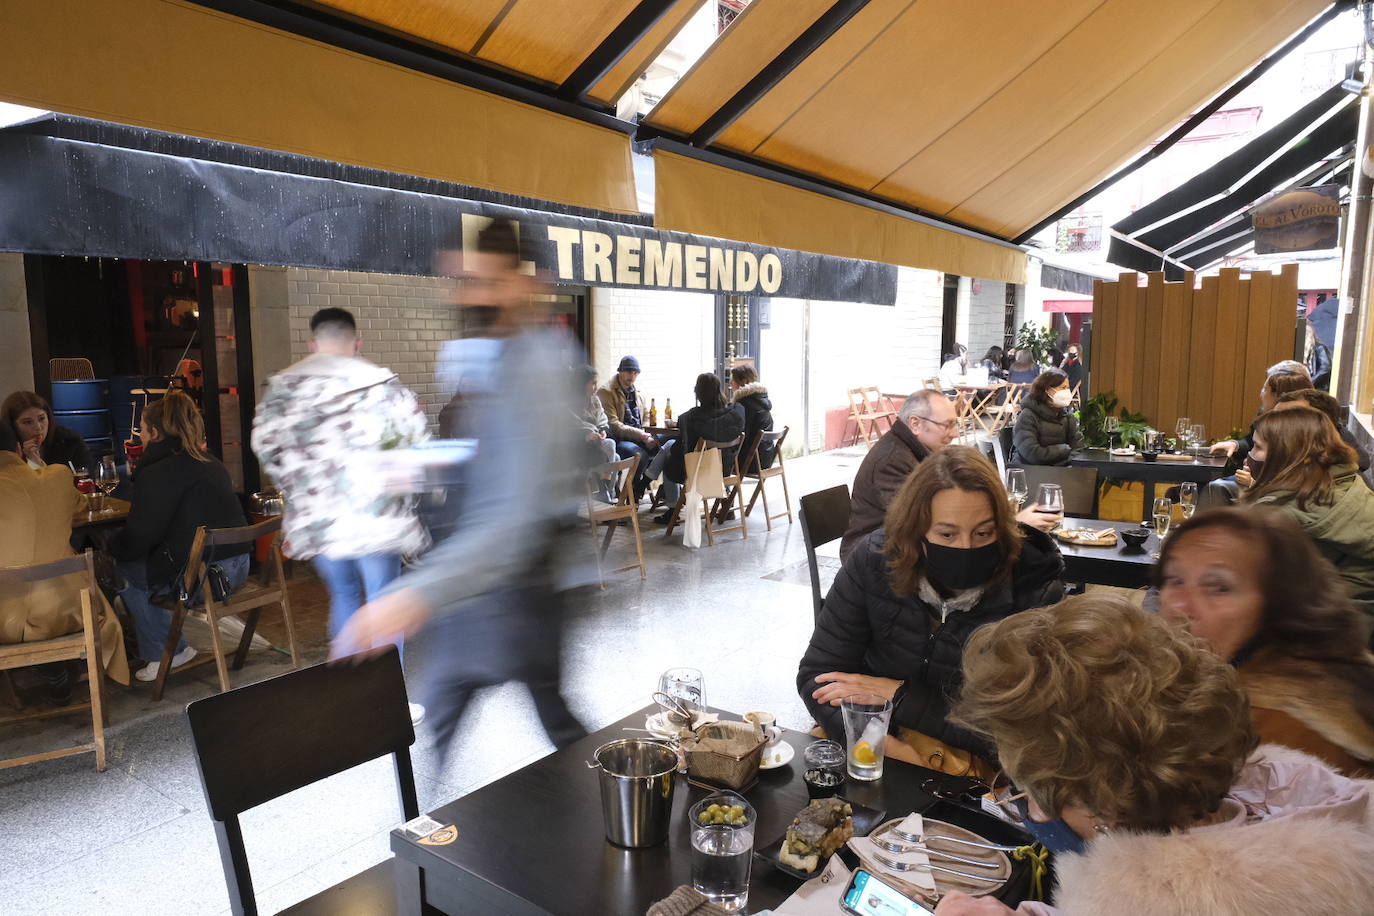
[
  {"x1": 923, "y1": 377, "x2": 945, "y2": 391},
  {"x1": 186, "y1": 648, "x2": 418, "y2": 916},
  {"x1": 584, "y1": 455, "x2": 646, "y2": 585},
  {"x1": 153, "y1": 518, "x2": 300, "y2": 701},
  {"x1": 799, "y1": 486, "x2": 850, "y2": 622},
  {"x1": 843, "y1": 387, "x2": 893, "y2": 448},
  {"x1": 976, "y1": 382, "x2": 1029, "y2": 435},
  {"x1": 0, "y1": 551, "x2": 107, "y2": 771},
  {"x1": 1069, "y1": 379, "x2": 1083, "y2": 409},
  {"x1": 742, "y1": 427, "x2": 793, "y2": 531},
  {"x1": 664, "y1": 437, "x2": 748, "y2": 545},
  {"x1": 48, "y1": 357, "x2": 95, "y2": 380}
]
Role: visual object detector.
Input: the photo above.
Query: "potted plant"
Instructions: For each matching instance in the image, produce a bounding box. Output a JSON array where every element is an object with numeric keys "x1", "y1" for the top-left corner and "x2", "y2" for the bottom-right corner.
[{"x1": 1076, "y1": 392, "x2": 1151, "y2": 450}]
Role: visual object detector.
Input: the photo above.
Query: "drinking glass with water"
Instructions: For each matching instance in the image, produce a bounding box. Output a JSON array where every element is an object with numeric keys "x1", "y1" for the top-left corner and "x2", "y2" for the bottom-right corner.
[
  {"x1": 841, "y1": 693, "x2": 893, "y2": 781},
  {"x1": 689, "y1": 792, "x2": 755, "y2": 912}
]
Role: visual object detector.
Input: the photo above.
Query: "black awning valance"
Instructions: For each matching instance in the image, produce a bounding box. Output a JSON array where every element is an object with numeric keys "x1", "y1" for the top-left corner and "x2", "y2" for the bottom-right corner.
[{"x1": 1108, "y1": 82, "x2": 1357, "y2": 278}]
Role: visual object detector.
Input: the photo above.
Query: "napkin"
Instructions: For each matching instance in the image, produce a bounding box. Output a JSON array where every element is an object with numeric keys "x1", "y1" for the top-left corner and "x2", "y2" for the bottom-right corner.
[
  {"x1": 770, "y1": 851, "x2": 852, "y2": 915},
  {"x1": 848, "y1": 813, "x2": 937, "y2": 892}
]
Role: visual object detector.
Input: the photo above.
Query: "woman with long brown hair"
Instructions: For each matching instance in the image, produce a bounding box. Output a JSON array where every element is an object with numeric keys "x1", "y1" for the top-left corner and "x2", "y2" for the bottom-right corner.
[
  {"x1": 1154, "y1": 506, "x2": 1374, "y2": 776},
  {"x1": 1239, "y1": 406, "x2": 1374, "y2": 614},
  {"x1": 797, "y1": 445, "x2": 1063, "y2": 778},
  {"x1": 111, "y1": 391, "x2": 249, "y2": 682},
  {"x1": 2, "y1": 390, "x2": 91, "y2": 470}
]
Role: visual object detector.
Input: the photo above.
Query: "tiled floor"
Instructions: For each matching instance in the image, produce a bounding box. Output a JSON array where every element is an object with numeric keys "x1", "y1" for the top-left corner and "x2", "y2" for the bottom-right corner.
[{"x1": 0, "y1": 448, "x2": 870, "y2": 915}]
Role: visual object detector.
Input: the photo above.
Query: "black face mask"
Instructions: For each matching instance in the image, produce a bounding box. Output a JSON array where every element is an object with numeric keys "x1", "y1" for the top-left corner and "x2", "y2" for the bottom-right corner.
[
  {"x1": 1244, "y1": 456, "x2": 1265, "y2": 480},
  {"x1": 923, "y1": 541, "x2": 1003, "y2": 591}
]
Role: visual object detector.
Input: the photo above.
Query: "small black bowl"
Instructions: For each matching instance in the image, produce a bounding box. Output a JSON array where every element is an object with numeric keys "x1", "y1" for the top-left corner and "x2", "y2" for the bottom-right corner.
[
  {"x1": 1121, "y1": 528, "x2": 1150, "y2": 549},
  {"x1": 1141, "y1": 450, "x2": 1159, "y2": 462}
]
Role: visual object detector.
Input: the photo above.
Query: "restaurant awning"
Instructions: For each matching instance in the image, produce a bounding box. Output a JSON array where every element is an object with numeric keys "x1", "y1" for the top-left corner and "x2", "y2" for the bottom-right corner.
[
  {"x1": 1107, "y1": 81, "x2": 1358, "y2": 278},
  {"x1": 641, "y1": 0, "x2": 1335, "y2": 242},
  {"x1": 0, "y1": 0, "x2": 641, "y2": 215}
]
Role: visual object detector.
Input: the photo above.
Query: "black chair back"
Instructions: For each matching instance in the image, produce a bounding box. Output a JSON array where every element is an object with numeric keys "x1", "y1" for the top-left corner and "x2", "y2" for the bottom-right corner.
[
  {"x1": 799, "y1": 485, "x2": 850, "y2": 622},
  {"x1": 186, "y1": 648, "x2": 418, "y2": 916}
]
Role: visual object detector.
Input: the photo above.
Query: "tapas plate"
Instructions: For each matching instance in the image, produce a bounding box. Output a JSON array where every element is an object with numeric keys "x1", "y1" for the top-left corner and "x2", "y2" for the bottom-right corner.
[{"x1": 755, "y1": 798, "x2": 888, "y2": 880}]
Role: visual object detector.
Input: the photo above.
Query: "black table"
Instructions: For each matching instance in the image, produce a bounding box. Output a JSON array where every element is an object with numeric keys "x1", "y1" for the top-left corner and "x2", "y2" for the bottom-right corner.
[
  {"x1": 391, "y1": 707, "x2": 995, "y2": 915},
  {"x1": 1069, "y1": 448, "x2": 1228, "y2": 519},
  {"x1": 1057, "y1": 519, "x2": 1159, "y2": 589}
]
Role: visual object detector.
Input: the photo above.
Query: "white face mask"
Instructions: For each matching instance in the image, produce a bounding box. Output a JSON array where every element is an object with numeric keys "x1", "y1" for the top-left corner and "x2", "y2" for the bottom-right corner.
[{"x1": 1051, "y1": 388, "x2": 1074, "y2": 408}]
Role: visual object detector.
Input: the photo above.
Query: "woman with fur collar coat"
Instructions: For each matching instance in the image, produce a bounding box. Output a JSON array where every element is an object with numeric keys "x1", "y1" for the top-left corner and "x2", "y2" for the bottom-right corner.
[
  {"x1": 728, "y1": 365, "x2": 774, "y2": 471},
  {"x1": 1155, "y1": 506, "x2": 1374, "y2": 776},
  {"x1": 936, "y1": 597, "x2": 1374, "y2": 916}
]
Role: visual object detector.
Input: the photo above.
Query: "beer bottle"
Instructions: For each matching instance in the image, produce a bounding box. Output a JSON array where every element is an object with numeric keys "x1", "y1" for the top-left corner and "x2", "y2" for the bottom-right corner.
[
  {"x1": 664, "y1": 399, "x2": 673, "y2": 422},
  {"x1": 649, "y1": 398, "x2": 658, "y2": 427}
]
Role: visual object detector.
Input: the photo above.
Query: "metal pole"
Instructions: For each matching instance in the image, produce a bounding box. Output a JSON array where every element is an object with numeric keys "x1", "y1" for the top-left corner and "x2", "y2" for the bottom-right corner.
[{"x1": 1334, "y1": 3, "x2": 1374, "y2": 401}]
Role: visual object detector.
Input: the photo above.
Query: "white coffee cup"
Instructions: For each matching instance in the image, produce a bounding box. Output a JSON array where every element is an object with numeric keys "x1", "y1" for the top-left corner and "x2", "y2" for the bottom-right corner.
[{"x1": 744, "y1": 711, "x2": 781, "y2": 746}]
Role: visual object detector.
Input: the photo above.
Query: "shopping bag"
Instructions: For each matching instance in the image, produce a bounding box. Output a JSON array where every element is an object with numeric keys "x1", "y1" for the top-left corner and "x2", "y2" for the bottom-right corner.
[
  {"x1": 683, "y1": 448, "x2": 726, "y2": 499},
  {"x1": 682, "y1": 491, "x2": 703, "y2": 549}
]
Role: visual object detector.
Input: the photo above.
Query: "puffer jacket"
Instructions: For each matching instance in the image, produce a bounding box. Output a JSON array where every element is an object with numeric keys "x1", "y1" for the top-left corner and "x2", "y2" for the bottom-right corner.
[
  {"x1": 839, "y1": 421, "x2": 928, "y2": 563},
  {"x1": 1018, "y1": 746, "x2": 1374, "y2": 916},
  {"x1": 1257, "y1": 464, "x2": 1374, "y2": 608},
  {"x1": 251, "y1": 352, "x2": 429, "y2": 560},
  {"x1": 1012, "y1": 395, "x2": 1083, "y2": 466},
  {"x1": 732, "y1": 382, "x2": 775, "y2": 471},
  {"x1": 797, "y1": 527, "x2": 1064, "y2": 755},
  {"x1": 666, "y1": 402, "x2": 746, "y2": 482}
]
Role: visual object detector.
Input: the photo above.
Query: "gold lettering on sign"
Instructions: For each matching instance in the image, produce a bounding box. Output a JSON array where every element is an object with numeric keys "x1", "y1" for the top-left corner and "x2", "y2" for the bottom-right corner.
[
  {"x1": 615, "y1": 236, "x2": 642, "y2": 284},
  {"x1": 708, "y1": 248, "x2": 734, "y2": 291},
  {"x1": 546, "y1": 225, "x2": 580, "y2": 279},
  {"x1": 760, "y1": 253, "x2": 783, "y2": 294},
  {"x1": 583, "y1": 232, "x2": 614, "y2": 283},
  {"x1": 735, "y1": 251, "x2": 759, "y2": 292},
  {"x1": 644, "y1": 239, "x2": 683, "y2": 286},
  {"x1": 539, "y1": 224, "x2": 782, "y2": 293},
  {"x1": 684, "y1": 245, "x2": 708, "y2": 290}
]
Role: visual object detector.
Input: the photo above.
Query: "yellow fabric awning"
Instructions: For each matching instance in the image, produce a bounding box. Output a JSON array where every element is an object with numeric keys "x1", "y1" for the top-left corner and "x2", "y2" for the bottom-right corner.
[
  {"x1": 0, "y1": 0, "x2": 639, "y2": 214},
  {"x1": 645, "y1": 0, "x2": 1331, "y2": 240},
  {"x1": 655, "y1": 150, "x2": 1027, "y2": 284},
  {"x1": 308, "y1": 0, "x2": 706, "y2": 106}
]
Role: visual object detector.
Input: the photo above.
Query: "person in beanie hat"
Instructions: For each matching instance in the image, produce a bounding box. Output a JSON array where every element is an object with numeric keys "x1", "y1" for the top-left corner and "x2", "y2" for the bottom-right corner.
[{"x1": 597, "y1": 354, "x2": 659, "y2": 500}]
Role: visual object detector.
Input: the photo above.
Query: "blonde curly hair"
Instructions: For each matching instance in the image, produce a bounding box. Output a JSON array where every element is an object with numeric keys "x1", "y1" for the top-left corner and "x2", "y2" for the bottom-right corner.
[{"x1": 952, "y1": 595, "x2": 1255, "y2": 832}]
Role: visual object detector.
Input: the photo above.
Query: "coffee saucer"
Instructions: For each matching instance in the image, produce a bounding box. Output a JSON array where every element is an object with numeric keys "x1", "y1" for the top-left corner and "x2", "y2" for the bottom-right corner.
[{"x1": 758, "y1": 741, "x2": 795, "y2": 769}]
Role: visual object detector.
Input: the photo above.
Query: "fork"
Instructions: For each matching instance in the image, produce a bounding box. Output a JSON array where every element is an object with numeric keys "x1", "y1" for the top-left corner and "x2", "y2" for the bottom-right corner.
[
  {"x1": 869, "y1": 833, "x2": 1001, "y2": 869},
  {"x1": 889, "y1": 826, "x2": 1021, "y2": 853},
  {"x1": 872, "y1": 851, "x2": 1005, "y2": 883}
]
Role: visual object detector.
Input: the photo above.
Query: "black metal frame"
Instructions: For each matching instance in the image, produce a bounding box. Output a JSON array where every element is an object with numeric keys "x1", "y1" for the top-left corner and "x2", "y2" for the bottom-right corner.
[
  {"x1": 559, "y1": 0, "x2": 679, "y2": 101},
  {"x1": 23, "y1": 254, "x2": 51, "y2": 402},
  {"x1": 688, "y1": 0, "x2": 872, "y2": 147},
  {"x1": 230, "y1": 265, "x2": 261, "y2": 495},
  {"x1": 1014, "y1": 0, "x2": 1357, "y2": 244},
  {"x1": 195, "y1": 264, "x2": 223, "y2": 460}
]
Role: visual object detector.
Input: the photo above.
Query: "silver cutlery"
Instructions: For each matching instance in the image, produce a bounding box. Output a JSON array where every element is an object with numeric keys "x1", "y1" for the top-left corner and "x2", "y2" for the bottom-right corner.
[{"x1": 872, "y1": 851, "x2": 1004, "y2": 883}]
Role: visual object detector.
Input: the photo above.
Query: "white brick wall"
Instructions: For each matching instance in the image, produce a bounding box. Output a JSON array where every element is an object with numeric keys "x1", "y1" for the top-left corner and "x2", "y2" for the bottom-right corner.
[
  {"x1": 590, "y1": 287, "x2": 714, "y2": 413},
  {"x1": 285, "y1": 268, "x2": 459, "y2": 428},
  {"x1": 966, "y1": 278, "x2": 1010, "y2": 357}
]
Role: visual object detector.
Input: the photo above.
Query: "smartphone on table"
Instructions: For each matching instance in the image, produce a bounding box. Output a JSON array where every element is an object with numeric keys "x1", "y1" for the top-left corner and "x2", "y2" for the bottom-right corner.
[{"x1": 840, "y1": 868, "x2": 936, "y2": 916}]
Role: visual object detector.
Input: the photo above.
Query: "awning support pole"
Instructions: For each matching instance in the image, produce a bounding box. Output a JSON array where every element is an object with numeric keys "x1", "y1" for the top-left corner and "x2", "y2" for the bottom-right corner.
[{"x1": 1335, "y1": 4, "x2": 1374, "y2": 404}]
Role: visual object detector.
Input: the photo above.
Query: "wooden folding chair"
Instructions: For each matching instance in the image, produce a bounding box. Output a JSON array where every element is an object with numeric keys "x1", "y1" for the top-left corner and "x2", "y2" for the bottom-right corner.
[
  {"x1": 976, "y1": 383, "x2": 1029, "y2": 435},
  {"x1": 923, "y1": 377, "x2": 945, "y2": 391},
  {"x1": 585, "y1": 455, "x2": 646, "y2": 585},
  {"x1": 153, "y1": 518, "x2": 300, "y2": 701},
  {"x1": 48, "y1": 357, "x2": 95, "y2": 381},
  {"x1": 664, "y1": 437, "x2": 749, "y2": 545},
  {"x1": 861, "y1": 386, "x2": 898, "y2": 428},
  {"x1": 186, "y1": 648, "x2": 418, "y2": 916},
  {"x1": 1069, "y1": 380, "x2": 1083, "y2": 409},
  {"x1": 742, "y1": 427, "x2": 793, "y2": 530},
  {"x1": 843, "y1": 387, "x2": 892, "y2": 448},
  {"x1": 0, "y1": 550, "x2": 107, "y2": 770}
]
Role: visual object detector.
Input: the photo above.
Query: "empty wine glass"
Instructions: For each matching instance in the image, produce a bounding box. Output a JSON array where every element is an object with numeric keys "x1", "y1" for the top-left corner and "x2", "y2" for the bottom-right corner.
[
  {"x1": 1104, "y1": 416, "x2": 1121, "y2": 452},
  {"x1": 1037, "y1": 483, "x2": 1064, "y2": 515},
  {"x1": 1179, "y1": 482, "x2": 1198, "y2": 520},
  {"x1": 1189, "y1": 424, "x2": 1206, "y2": 457},
  {"x1": 658, "y1": 667, "x2": 706, "y2": 716},
  {"x1": 1175, "y1": 417, "x2": 1191, "y2": 440},
  {"x1": 94, "y1": 455, "x2": 119, "y2": 514},
  {"x1": 1005, "y1": 468, "x2": 1028, "y2": 510}
]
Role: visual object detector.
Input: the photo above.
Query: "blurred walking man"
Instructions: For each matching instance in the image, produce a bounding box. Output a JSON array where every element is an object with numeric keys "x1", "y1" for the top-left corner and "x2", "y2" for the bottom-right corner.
[
  {"x1": 335, "y1": 218, "x2": 588, "y2": 762},
  {"x1": 251, "y1": 306, "x2": 429, "y2": 723}
]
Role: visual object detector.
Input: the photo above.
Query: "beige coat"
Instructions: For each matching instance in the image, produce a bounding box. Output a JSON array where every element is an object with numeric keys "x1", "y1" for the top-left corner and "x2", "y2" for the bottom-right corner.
[{"x1": 0, "y1": 453, "x2": 130, "y2": 684}]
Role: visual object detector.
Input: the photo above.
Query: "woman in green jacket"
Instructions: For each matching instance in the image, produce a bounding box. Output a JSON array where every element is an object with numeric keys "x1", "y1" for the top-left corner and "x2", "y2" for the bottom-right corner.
[{"x1": 1243, "y1": 406, "x2": 1374, "y2": 624}]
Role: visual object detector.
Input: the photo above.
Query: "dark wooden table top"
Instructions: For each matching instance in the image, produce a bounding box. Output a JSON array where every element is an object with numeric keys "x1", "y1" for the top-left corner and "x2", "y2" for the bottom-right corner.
[
  {"x1": 72, "y1": 497, "x2": 131, "y2": 529},
  {"x1": 1056, "y1": 518, "x2": 1159, "y2": 589},
  {"x1": 391, "y1": 706, "x2": 967, "y2": 915},
  {"x1": 1069, "y1": 448, "x2": 1228, "y2": 479}
]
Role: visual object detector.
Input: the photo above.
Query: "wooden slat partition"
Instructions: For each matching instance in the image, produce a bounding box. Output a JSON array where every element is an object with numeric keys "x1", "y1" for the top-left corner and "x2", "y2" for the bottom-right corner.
[{"x1": 1091, "y1": 267, "x2": 1299, "y2": 439}]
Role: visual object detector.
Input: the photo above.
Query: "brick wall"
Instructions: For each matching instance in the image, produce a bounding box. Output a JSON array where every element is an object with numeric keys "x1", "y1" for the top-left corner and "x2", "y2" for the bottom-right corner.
[
  {"x1": 966, "y1": 278, "x2": 1010, "y2": 358},
  {"x1": 284, "y1": 268, "x2": 459, "y2": 429},
  {"x1": 590, "y1": 286, "x2": 714, "y2": 412}
]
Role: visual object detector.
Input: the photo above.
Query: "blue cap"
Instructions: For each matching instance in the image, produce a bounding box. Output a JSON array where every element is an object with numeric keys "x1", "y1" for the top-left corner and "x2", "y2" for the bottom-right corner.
[{"x1": 618, "y1": 355, "x2": 641, "y2": 373}]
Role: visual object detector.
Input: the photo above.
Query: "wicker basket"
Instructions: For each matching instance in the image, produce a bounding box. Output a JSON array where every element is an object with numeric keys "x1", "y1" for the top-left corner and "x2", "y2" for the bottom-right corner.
[{"x1": 682, "y1": 721, "x2": 768, "y2": 790}]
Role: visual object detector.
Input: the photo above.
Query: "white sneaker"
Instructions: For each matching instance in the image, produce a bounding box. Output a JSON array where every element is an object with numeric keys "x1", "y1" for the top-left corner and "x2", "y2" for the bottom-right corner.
[
  {"x1": 409, "y1": 703, "x2": 426, "y2": 726},
  {"x1": 136, "y1": 645, "x2": 197, "y2": 682}
]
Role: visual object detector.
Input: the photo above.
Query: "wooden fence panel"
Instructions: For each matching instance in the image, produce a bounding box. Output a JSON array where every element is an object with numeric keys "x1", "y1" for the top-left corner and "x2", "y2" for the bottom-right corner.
[
  {"x1": 1189, "y1": 274, "x2": 1220, "y2": 434},
  {"x1": 1155, "y1": 275, "x2": 1189, "y2": 435},
  {"x1": 1092, "y1": 279, "x2": 1117, "y2": 398},
  {"x1": 1139, "y1": 272, "x2": 1166, "y2": 425},
  {"x1": 1209, "y1": 268, "x2": 1242, "y2": 441},
  {"x1": 1114, "y1": 273, "x2": 1139, "y2": 412},
  {"x1": 1230, "y1": 277, "x2": 1252, "y2": 433}
]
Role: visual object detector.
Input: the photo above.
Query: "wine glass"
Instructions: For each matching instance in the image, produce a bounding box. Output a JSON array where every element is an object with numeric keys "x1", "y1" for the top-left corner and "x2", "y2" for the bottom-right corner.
[
  {"x1": 1175, "y1": 417, "x2": 1191, "y2": 442},
  {"x1": 94, "y1": 455, "x2": 119, "y2": 515},
  {"x1": 1189, "y1": 424, "x2": 1206, "y2": 457},
  {"x1": 73, "y1": 464, "x2": 95, "y2": 515},
  {"x1": 1005, "y1": 468, "x2": 1028, "y2": 510},
  {"x1": 1179, "y1": 482, "x2": 1198, "y2": 520},
  {"x1": 658, "y1": 667, "x2": 706, "y2": 717},
  {"x1": 1152, "y1": 497, "x2": 1174, "y2": 539},
  {"x1": 1037, "y1": 483, "x2": 1064, "y2": 516},
  {"x1": 1104, "y1": 416, "x2": 1121, "y2": 453}
]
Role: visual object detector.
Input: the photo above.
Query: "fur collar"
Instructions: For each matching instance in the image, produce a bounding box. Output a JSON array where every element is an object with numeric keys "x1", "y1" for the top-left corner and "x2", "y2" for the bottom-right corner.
[
  {"x1": 1241, "y1": 648, "x2": 1374, "y2": 763},
  {"x1": 1049, "y1": 746, "x2": 1374, "y2": 915},
  {"x1": 732, "y1": 382, "x2": 768, "y2": 401}
]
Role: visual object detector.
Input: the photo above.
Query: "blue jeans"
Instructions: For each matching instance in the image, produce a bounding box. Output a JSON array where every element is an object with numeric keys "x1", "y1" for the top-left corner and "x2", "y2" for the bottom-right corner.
[
  {"x1": 647, "y1": 439, "x2": 681, "y2": 504},
  {"x1": 312, "y1": 554, "x2": 402, "y2": 645},
  {"x1": 118, "y1": 552, "x2": 250, "y2": 662}
]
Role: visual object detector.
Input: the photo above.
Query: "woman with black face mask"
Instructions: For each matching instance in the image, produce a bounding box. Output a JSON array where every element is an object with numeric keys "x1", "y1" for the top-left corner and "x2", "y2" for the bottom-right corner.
[{"x1": 796, "y1": 446, "x2": 1063, "y2": 780}]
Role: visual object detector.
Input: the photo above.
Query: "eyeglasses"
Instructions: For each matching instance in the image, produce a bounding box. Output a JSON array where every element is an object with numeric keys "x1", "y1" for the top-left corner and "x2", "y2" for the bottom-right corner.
[{"x1": 912, "y1": 415, "x2": 960, "y2": 433}]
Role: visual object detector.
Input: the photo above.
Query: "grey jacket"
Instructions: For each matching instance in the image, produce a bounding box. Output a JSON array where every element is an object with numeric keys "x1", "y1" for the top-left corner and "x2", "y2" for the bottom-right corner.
[{"x1": 1012, "y1": 396, "x2": 1083, "y2": 466}]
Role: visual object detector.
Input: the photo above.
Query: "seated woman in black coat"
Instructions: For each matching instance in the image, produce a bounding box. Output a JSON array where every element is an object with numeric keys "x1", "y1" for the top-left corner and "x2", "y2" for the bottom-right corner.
[
  {"x1": 1011, "y1": 368, "x2": 1083, "y2": 466},
  {"x1": 647, "y1": 373, "x2": 744, "y2": 522},
  {"x1": 111, "y1": 391, "x2": 250, "y2": 682},
  {"x1": 797, "y1": 445, "x2": 1063, "y2": 779},
  {"x1": 2, "y1": 390, "x2": 92, "y2": 471},
  {"x1": 728, "y1": 365, "x2": 774, "y2": 473}
]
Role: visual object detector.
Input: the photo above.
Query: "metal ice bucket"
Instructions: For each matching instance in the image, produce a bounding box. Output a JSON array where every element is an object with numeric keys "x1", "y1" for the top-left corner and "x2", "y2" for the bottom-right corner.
[{"x1": 588, "y1": 738, "x2": 679, "y2": 848}]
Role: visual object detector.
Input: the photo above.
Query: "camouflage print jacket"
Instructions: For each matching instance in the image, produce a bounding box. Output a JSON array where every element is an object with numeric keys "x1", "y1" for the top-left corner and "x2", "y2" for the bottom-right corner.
[{"x1": 250, "y1": 353, "x2": 430, "y2": 560}]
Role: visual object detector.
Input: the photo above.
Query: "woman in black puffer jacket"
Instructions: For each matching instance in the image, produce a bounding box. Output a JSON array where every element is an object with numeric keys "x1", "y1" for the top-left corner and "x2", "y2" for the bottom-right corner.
[
  {"x1": 648, "y1": 373, "x2": 745, "y2": 521},
  {"x1": 729, "y1": 365, "x2": 775, "y2": 472},
  {"x1": 797, "y1": 446, "x2": 1063, "y2": 778},
  {"x1": 1011, "y1": 368, "x2": 1083, "y2": 466}
]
